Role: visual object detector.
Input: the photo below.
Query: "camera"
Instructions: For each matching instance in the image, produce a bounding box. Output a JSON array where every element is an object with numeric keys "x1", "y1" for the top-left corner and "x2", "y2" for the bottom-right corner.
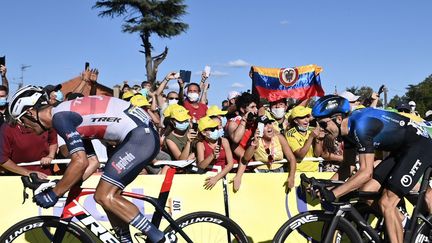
[{"x1": 247, "y1": 112, "x2": 257, "y2": 122}]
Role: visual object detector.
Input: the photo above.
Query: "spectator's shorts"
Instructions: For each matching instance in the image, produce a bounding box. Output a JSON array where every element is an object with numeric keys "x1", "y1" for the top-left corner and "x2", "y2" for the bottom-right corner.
[
  {"x1": 373, "y1": 136, "x2": 432, "y2": 197},
  {"x1": 101, "y1": 125, "x2": 160, "y2": 189}
]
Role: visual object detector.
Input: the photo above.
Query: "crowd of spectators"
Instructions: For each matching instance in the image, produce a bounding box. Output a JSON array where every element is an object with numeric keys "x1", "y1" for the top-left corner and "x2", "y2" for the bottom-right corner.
[{"x1": 0, "y1": 64, "x2": 431, "y2": 192}]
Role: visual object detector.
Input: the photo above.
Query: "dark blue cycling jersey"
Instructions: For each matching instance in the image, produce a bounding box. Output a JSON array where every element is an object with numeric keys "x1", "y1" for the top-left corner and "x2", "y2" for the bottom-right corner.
[{"x1": 344, "y1": 108, "x2": 431, "y2": 154}]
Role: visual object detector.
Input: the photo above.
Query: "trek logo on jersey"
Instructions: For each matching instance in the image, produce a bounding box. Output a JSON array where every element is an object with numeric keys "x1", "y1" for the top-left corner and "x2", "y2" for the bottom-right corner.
[
  {"x1": 90, "y1": 117, "x2": 122, "y2": 123},
  {"x1": 401, "y1": 159, "x2": 422, "y2": 187},
  {"x1": 112, "y1": 152, "x2": 136, "y2": 174}
]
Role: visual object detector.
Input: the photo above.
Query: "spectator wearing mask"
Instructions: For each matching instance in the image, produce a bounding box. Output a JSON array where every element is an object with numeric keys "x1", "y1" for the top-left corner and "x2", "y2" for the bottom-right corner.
[
  {"x1": 182, "y1": 82, "x2": 208, "y2": 120},
  {"x1": 43, "y1": 84, "x2": 64, "y2": 106},
  {"x1": 206, "y1": 105, "x2": 228, "y2": 137},
  {"x1": 409, "y1": 100, "x2": 420, "y2": 116},
  {"x1": 268, "y1": 98, "x2": 290, "y2": 134},
  {"x1": 196, "y1": 116, "x2": 234, "y2": 189},
  {"x1": 163, "y1": 105, "x2": 197, "y2": 160},
  {"x1": 285, "y1": 105, "x2": 323, "y2": 172},
  {"x1": 242, "y1": 116, "x2": 297, "y2": 188},
  {"x1": 227, "y1": 92, "x2": 259, "y2": 191},
  {"x1": 0, "y1": 64, "x2": 9, "y2": 126},
  {"x1": 154, "y1": 72, "x2": 184, "y2": 113}
]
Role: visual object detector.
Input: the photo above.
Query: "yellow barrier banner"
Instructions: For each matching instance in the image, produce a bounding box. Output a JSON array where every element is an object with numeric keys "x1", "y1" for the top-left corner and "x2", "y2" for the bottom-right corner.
[{"x1": 0, "y1": 172, "x2": 335, "y2": 242}]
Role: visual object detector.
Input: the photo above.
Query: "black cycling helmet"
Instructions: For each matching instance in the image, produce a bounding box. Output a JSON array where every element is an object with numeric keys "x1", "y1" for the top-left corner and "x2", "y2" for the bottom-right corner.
[{"x1": 312, "y1": 95, "x2": 350, "y2": 119}]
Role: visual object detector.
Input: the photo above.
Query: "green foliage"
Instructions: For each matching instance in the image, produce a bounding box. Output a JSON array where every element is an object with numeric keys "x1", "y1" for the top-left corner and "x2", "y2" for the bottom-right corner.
[
  {"x1": 404, "y1": 74, "x2": 432, "y2": 116},
  {"x1": 93, "y1": 0, "x2": 189, "y2": 83}
]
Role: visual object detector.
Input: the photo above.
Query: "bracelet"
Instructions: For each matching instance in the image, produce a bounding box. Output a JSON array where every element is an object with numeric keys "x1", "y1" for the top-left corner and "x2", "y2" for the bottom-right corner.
[{"x1": 163, "y1": 78, "x2": 169, "y2": 82}]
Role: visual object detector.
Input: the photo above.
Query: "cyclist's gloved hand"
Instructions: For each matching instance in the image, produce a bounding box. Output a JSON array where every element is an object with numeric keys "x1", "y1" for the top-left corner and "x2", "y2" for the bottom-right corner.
[
  {"x1": 34, "y1": 188, "x2": 58, "y2": 208},
  {"x1": 321, "y1": 188, "x2": 336, "y2": 203}
]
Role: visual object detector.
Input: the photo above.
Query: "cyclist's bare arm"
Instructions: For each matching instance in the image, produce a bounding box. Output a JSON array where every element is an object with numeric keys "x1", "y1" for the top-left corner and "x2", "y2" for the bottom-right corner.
[
  {"x1": 82, "y1": 155, "x2": 100, "y2": 180},
  {"x1": 53, "y1": 151, "x2": 89, "y2": 196},
  {"x1": 332, "y1": 152, "x2": 375, "y2": 198}
]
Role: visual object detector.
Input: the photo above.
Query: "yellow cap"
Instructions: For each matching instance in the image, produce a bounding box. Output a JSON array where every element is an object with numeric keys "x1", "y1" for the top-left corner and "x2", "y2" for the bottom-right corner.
[
  {"x1": 206, "y1": 105, "x2": 228, "y2": 117},
  {"x1": 130, "y1": 94, "x2": 150, "y2": 107},
  {"x1": 170, "y1": 105, "x2": 191, "y2": 122},
  {"x1": 163, "y1": 104, "x2": 182, "y2": 118},
  {"x1": 198, "y1": 116, "x2": 219, "y2": 132},
  {"x1": 289, "y1": 106, "x2": 312, "y2": 120},
  {"x1": 122, "y1": 90, "x2": 135, "y2": 100}
]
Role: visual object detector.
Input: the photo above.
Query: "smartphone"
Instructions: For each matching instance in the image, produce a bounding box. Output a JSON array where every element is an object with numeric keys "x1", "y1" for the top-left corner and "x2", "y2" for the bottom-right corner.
[
  {"x1": 204, "y1": 65, "x2": 211, "y2": 78},
  {"x1": 85, "y1": 62, "x2": 89, "y2": 70},
  {"x1": 0, "y1": 56, "x2": 5, "y2": 66},
  {"x1": 378, "y1": 85, "x2": 385, "y2": 96},
  {"x1": 257, "y1": 122, "x2": 264, "y2": 137},
  {"x1": 180, "y1": 70, "x2": 192, "y2": 83},
  {"x1": 192, "y1": 122, "x2": 198, "y2": 131}
]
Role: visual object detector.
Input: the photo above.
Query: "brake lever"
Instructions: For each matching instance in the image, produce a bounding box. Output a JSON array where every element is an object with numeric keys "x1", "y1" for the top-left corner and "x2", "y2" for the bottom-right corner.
[{"x1": 22, "y1": 187, "x2": 29, "y2": 205}]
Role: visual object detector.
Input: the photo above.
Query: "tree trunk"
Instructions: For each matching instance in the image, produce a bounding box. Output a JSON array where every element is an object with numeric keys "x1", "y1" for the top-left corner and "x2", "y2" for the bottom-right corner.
[{"x1": 141, "y1": 32, "x2": 154, "y2": 84}]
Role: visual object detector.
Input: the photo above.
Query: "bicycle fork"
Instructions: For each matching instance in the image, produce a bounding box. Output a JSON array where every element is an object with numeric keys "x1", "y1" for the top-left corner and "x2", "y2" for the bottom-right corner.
[{"x1": 323, "y1": 204, "x2": 380, "y2": 243}]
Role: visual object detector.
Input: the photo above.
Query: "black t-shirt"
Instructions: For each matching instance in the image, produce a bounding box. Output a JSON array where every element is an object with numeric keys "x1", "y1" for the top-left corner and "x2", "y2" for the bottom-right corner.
[{"x1": 0, "y1": 109, "x2": 8, "y2": 126}]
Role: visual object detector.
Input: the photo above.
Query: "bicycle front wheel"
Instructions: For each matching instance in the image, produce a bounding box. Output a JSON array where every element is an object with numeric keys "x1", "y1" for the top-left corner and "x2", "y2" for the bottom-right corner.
[
  {"x1": 273, "y1": 211, "x2": 362, "y2": 243},
  {"x1": 164, "y1": 211, "x2": 248, "y2": 243},
  {"x1": 0, "y1": 216, "x2": 94, "y2": 243}
]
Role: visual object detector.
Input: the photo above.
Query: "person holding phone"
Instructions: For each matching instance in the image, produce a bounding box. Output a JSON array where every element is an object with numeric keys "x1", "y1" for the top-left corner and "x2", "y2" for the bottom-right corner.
[
  {"x1": 182, "y1": 81, "x2": 208, "y2": 120},
  {"x1": 163, "y1": 105, "x2": 197, "y2": 161},
  {"x1": 196, "y1": 116, "x2": 234, "y2": 190}
]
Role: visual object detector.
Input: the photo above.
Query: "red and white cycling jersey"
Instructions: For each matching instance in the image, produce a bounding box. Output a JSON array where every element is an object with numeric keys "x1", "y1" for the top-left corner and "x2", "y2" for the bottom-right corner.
[{"x1": 52, "y1": 96, "x2": 151, "y2": 145}]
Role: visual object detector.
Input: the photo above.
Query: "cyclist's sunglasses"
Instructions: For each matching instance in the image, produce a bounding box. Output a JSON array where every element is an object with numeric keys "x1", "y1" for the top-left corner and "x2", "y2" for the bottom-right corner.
[{"x1": 317, "y1": 119, "x2": 333, "y2": 129}]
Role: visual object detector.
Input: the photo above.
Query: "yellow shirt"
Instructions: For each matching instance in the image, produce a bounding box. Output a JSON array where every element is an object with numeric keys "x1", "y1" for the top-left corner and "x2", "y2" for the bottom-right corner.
[
  {"x1": 254, "y1": 136, "x2": 284, "y2": 170},
  {"x1": 285, "y1": 127, "x2": 318, "y2": 172}
]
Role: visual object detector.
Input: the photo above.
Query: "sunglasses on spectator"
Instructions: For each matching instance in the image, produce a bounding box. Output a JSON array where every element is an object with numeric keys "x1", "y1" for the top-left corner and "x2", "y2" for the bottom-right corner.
[
  {"x1": 168, "y1": 97, "x2": 179, "y2": 100},
  {"x1": 265, "y1": 147, "x2": 274, "y2": 163},
  {"x1": 206, "y1": 127, "x2": 218, "y2": 132}
]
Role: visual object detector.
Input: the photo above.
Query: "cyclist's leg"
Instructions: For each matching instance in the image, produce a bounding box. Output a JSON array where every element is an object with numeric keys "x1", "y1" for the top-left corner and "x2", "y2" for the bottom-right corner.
[
  {"x1": 95, "y1": 126, "x2": 166, "y2": 243},
  {"x1": 106, "y1": 210, "x2": 133, "y2": 243},
  {"x1": 379, "y1": 137, "x2": 432, "y2": 243}
]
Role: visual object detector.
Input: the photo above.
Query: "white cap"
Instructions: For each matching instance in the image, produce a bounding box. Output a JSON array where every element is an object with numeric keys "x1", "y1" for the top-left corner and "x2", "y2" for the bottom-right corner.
[
  {"x1": 425, "y1": 110, "x2": 432, "y2": 117},
  {"x1": 339, "y1": 91, "x2": 360, "y2": 102},
  {"x1": 408, "y1": 101, "x2": 416, "y2": 107},
  {"x1": 228, "y1": 91, "x2": 240, "y2": 100}
]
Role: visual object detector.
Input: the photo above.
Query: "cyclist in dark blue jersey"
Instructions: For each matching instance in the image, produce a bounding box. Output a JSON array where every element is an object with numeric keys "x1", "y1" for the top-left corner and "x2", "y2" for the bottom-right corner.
[{"x1": 312, "y1": 95, "x2": 432, "y2": 243}]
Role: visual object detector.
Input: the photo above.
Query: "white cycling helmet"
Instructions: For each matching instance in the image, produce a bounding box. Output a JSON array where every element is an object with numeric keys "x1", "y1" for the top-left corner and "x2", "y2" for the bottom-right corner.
[{"x1": 8, "y1": 85, "x2": 49, "y2": 121}]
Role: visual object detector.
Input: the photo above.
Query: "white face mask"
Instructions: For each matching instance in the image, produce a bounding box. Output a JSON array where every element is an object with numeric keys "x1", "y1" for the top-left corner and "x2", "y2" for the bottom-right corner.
[
  {"x1": 187, "y1": 93, "x2": 200, "y2": 102},
  {"x1": 168, "y1": 99, "x2": 178, "y2": 105},
  {"x1": 271, "y1": 107, "x2": 286, "y2": 119},
  {"x1": 297, "y1": 124, "x2": 309, "y2": 132}
]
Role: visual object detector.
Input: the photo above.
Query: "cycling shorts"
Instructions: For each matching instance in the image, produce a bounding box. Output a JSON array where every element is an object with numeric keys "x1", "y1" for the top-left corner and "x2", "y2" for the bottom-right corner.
[
  {"x1": 101, "y1": 125, "x2": 160, "y2": 189},
  {"x1": 373, "y1": 136, "x2": 432, "y2": 197}
]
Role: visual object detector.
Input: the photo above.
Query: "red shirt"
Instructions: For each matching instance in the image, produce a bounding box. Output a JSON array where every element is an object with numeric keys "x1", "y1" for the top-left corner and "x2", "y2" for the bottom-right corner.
[
  {"x1": 183, "y1": 100, "x2": 208, "y2": 120},
  {"x1": 0, "y1": 124, "x2": 58, "y2": 175},
  {"x1": 203, "y1": 140, "x2": 227, "y2": 172}
]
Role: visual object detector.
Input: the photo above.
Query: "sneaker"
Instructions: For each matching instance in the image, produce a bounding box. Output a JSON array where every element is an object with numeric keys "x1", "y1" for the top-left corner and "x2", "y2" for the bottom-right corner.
[{"x1": 157, "y1": 232, "x2": 177, "y2": 243}]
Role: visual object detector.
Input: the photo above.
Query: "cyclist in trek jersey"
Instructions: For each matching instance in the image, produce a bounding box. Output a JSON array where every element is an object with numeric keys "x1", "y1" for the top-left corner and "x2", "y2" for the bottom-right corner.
[
  {"x1": 8, "y1": 85, "x2": 176, "y2": 243},
  {"x1": 312, "y1": 95, "x2": 432, "y2": 243}
]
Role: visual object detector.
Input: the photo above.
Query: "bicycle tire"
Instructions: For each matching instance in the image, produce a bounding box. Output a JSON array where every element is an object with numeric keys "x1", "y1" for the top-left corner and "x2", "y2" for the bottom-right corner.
[
  {"x1": 273, "y1": 210, "x2": 362, "y2": 243},
  {"x1": 411, "y1": 215, "x2": 432, "y2": 243},
  {"x1": 0, "y1": 216, "x2": 94, "y2": 243},
  {"x1": 164, "y1": 211, "x2": 249, "y2": 243}
]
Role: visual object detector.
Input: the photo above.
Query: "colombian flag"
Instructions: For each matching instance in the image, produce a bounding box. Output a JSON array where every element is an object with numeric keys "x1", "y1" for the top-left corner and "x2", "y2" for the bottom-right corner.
[{"x1": 252, "y1": 64, "x2": 325, "y2": 102}]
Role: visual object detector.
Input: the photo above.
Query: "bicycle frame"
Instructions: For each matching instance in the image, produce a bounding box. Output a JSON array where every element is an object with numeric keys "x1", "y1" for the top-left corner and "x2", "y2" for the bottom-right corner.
[
  {"x1": 50, "y1": 166, "x2": 193, "y2": 243},
  {"x1": 316, "y1": 167, "x2": 432, "y2": 243}
]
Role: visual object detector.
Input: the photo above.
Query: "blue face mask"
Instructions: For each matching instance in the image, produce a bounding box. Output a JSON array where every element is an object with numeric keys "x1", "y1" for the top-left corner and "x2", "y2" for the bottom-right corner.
[
  {"x1": 218, "y1": 128, "x2": 225, "y2": 138},
  {"x1": 55, "y1": 90, "x2": 64, "y2": 102},
  {"x1": 208, "y1": 129, "x2": 220, "y2": 140},
  {"x1": 220, "y1": 116, "x2": 227, "y2": 127},
  {"x1": 140, "y1": 88, "x2": 149, "y2": 97},
  {"x1": 175, "y1": 121, "x2": 189, "y2": 131},
  {"x1": 0, "y1": 97, "x2": 7, "y2": 106}
]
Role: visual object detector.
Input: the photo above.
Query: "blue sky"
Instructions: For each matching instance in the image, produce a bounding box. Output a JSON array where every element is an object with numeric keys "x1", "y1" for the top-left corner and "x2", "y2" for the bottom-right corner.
[{"x1": 1, "y1": 0, "x2": 431, "y2": 106}]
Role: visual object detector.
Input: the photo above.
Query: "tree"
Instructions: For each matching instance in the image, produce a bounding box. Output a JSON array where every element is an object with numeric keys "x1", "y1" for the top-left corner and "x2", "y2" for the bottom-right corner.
[
  {"x1": 93, "y1": 0, "x2": 189, "y2": 85},
  {"x1": 404, "y1": 75, "x2": 432, "y2": 116}
]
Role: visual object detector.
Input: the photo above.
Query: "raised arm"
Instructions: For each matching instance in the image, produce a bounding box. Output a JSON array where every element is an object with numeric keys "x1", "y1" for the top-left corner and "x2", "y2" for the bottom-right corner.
[{"x1": 1, "y1": 65, "x2": 9, "y2": 92}]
